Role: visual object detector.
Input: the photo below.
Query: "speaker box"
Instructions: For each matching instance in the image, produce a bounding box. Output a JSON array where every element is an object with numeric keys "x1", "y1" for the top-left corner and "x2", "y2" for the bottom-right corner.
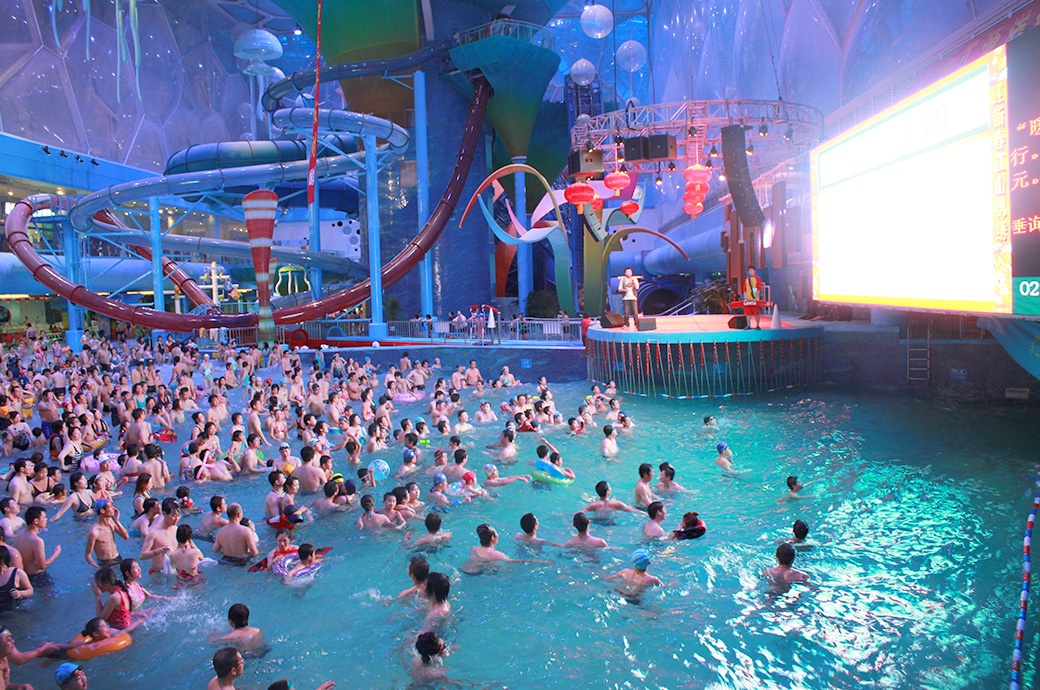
[
  {"x1": 623, "y1": 136, "x2": 649, "y2": 162},
  {"x1": 728, "y1": 315, "x2": 748, "y2": 330},
  {"x1": 600, "y1": 311, "x2": 625, "y2": 328},
  {"x1": 637, "y1": 317, "x2": 657, "y2": 331},
  {"x1": 569, "y1": 149, "x2": 604, "y2": 177},
  {"x1": 720, "y1": 125, "x2": 766, "y2": 227},
  {"x1": 647, "y1": 134, "x2": 677, "y2": 161}
]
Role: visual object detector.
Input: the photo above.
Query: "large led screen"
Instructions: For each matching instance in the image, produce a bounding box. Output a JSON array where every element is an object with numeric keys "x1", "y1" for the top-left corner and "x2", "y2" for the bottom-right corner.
[{"x1": 810, "y1": 43, "x2": 1038, "y2": 314}]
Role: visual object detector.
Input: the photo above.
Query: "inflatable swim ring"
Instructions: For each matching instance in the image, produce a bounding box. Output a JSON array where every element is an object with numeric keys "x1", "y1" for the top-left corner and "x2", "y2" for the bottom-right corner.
[
  {"x1": 154, "y1": 429, "x2": 177, "y2": 443},
  {"x1": 67, "y1": 632, "x2": 132, "y2": 660},
  {"x1": 532, "y1": 459, "x2": 573, "y2": 485},
  {"x1": 272, "y1": 553, "x2": 322, "y2": 580},
  {"x1": 392, "y1": 392, "x2": 424, "y2": 404}
]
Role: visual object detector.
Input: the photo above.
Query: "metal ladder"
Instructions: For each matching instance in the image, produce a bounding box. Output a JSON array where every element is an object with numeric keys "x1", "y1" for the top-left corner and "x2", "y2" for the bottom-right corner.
[{"x1": 907, "y1": 315, "x2": 931, "y2": 384}]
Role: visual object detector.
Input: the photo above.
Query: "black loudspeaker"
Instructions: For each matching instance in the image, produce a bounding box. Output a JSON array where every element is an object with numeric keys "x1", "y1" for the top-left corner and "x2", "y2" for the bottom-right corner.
[
  {"x1": 647, "y1": 134, "x2": 676, "y2": 161},
  {"x1": 637, "y1": 317, "x2": 657, "y2": 331},
  {"x1": 623, "y1": 136, "x2": 649, "y2": 162},
  {"x1": 569, "y1": 149, "x2": 604, "y2": 177},
  {"x1": 720, "y1": 125, "x2": 766, "y2": 227},
  {"x1": 728, "y1": 316, "x2": 748, "y2": 330},
  {"x1": 600, "y1": 311, "x2": 625, "y2": 328}
]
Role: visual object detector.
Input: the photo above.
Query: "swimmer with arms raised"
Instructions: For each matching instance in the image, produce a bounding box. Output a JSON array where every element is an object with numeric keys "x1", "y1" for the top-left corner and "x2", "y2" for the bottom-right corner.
[{"x1": 584, "y1": 481, "x2": 642, "y2": 521}]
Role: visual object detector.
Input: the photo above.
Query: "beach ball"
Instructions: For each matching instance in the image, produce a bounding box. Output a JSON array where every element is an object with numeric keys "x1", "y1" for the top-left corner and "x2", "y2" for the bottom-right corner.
[
  {"x1": 570, "y1": 58, "x2": 596, "y2": 86},
  {"x1": 580, "y1": 3, "x2": 613, "y2": 39},
  {"x1": 369, "y1": 459, "x2": 391, "y2": 482}
]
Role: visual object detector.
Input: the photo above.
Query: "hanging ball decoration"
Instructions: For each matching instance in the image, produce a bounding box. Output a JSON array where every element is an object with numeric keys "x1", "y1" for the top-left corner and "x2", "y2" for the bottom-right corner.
[
  {"x1": 683, "y1": 202, "x2": 698, "y2": 215},
  {"x1": 603, "y1": 171, "x2": 631, "y2": 196},
  {"x1": 242, "y1": 60, "x2": 277, "y2": 77},
  {"x1": 234, "y1": 28, "x2": 283, "y2": 62},
  {"x1": 620, "y1": 200, "x2": 639, "y2": 217},
  {"x1": 570, "y1": 58, "x2": 597, "y2": 86},
  {"x1": 580, "y1": 3, "x2": 614, "y2": 39},
  {"x1": 616, "y1": 40, "x2": 647, "y2": 73},
  {"x1": 590, "y1": 195, "x2": 604, "y2": 212},
  {"x1": 564, "y1": 181, "x2": 596, "y2": 213},
  {"x1": 575, "y1": 113, "x2": 591, "y2": 124},
  {"x1": 683, "y1": 164, "x2": 712, "y2": 184}
]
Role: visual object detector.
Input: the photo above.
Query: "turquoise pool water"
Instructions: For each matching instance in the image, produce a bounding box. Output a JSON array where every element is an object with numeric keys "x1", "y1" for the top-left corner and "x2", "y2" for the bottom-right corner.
[{"x1": 7, "y1": 381, "x2": 1040, "y2": 689}]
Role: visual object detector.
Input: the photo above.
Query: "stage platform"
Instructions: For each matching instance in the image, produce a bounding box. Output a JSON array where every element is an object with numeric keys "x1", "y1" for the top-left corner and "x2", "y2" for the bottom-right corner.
[{"x1": 587, "y1": 313, "x2": 823, "y2": 398}]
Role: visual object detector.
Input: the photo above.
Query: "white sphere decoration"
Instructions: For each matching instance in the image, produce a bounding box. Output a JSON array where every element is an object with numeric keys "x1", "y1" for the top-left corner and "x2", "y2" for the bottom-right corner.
[
  {"x1": 580, "y1": 3, "x2": 613, "y2": 39},
  {"x1": 575, "y1": 113, "x2": 591, "y2": 123},
  {"x1": 372, "y1": 341, "x2": 381, "y2": 348},
  {"x1": 616, "y1": 40, "x2": 647, "y2": 73},
  {"x1": 570, "y1": 58, "x2": 597, "y2": 86}
]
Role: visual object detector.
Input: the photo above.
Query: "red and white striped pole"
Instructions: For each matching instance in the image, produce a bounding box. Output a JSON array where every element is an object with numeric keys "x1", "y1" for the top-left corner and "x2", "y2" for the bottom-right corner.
[{"x1": 243, "y1": 189, "x2": 279, "y2": 344}]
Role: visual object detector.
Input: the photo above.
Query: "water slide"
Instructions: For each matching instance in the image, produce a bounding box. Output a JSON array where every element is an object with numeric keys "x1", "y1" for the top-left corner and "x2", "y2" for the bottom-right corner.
[{"x1": 5, "y1": 77, "x2": 492, "y2": 331}]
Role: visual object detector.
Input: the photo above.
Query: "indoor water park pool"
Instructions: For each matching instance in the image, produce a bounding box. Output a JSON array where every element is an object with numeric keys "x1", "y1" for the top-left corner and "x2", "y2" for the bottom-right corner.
[{"x1": 8, "y1": 382, "x2": 1039, "y2": 689}]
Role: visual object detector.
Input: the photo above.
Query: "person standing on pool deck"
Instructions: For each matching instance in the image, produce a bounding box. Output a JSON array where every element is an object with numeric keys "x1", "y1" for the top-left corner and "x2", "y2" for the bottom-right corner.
[
  {"x1": 618, "y1": 267, "x2": 640, "y2": 330},
  {"x1": 743, "y1": 265, "x2": 764, "y2": 329}
]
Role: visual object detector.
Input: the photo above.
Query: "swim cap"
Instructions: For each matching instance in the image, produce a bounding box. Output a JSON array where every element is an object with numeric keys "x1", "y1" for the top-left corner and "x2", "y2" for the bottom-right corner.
[
  {"x1": 631, "y1": 548, "x2": 651, "y2": 571},
  {"x1": 433, "y1": 472, "x2": 447, "y2": 486},
  {"x1": 434, "y1": 449, "x2": 446, "y2": 459},
  {"x1": 414, "y1": 417, "x2": 426, "y2": 424},
  {"x1": 483, "y1": 463, "x2": 497, "y2": 477},
  {"x1": 95, "y1": 497, "x2": 111, "y2": 511},
  {"x1": 279, "y1": 441, "x2": 291, "y2": 450},
  {"x1": 403, "y1": 448, "x2": 416, "y2": 461},
  {"x1": 55, "y1": 663, "x2": 82, "y2": 687},
  {"x1": 462, "y1": 471, "x2": 476, "y2": 483},
  {"x1": 716, "y1": 442, "x2": 728, "y2": 454},
  {"x1": 331, "y1": 473, "x2": 344, "y2": 482}
]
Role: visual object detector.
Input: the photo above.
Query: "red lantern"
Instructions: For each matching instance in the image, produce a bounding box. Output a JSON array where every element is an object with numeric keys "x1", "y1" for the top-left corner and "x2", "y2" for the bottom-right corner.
[
  {"x1": 604, "y1": 171, "x2": 631, "y2": 196},
  {"x1": 683, "y1": 202, "x2": 698, "y2": 215},
  {"x1": 685, "y1": 181, "x2": 709, "y2": 195},
  {"x1": 683, "y1": 191, "x2": 705, "y2": 204},
  {"x1": 683, "y1": 164, "x2": 712, "y2": 184},
  {"x1": 564, "y1": 181, "x2": 596, "y2": 212},
  {"x1": 620, "y1": 200, "x2": 639, "y2": 217},
  {"x1": 590, "y1": 195, "x2": 604, "y2": 211}
]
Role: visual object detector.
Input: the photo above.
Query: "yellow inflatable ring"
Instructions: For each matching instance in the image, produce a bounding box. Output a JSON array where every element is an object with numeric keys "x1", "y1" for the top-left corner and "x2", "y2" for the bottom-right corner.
[{"x1": 67, "y1": 632, "x2": 132, "y2": 660}]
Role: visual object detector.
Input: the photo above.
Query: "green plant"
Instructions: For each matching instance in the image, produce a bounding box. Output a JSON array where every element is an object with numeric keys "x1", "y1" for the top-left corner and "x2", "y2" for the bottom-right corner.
[
  {"x1": 525, "y1": 290, "x2": 560, "y2": 318},
  {"x1": 692, "y1": 276, "x2": 736, "y2": 314},
  {"x1": 383, "y1": 294, "x2": 403, "y2": 321}
]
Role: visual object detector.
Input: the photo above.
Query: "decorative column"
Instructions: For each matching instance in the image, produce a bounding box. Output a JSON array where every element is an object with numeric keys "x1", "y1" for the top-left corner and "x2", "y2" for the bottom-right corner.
[{"x1": 243, "y1": 190, "x2": 279, "y2": 344}]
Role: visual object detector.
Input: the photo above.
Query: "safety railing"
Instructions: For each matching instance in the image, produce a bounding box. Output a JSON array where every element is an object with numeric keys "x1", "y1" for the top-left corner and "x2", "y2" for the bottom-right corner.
[{"x1": 457, "y1": 19, "x2": 554, "y2": 50}]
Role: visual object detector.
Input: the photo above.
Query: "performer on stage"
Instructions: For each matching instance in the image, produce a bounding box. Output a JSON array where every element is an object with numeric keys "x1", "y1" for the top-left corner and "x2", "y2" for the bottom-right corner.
[
  {"x1": 743, "y1": 266, "x2": 764, "y2": 330},
  {"x1": 618, "y1": 268, "x2": 640, "y2": 329}
]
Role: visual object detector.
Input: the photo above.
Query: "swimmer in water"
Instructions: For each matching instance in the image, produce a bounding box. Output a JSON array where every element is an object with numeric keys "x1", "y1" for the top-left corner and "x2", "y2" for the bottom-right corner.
[
  {"x1": 390, "y1": 556, "x2": 429, "y2": 604},
  {"x1": 460, "y1": 524, "x2": 548, "y2": 574},
  {"x1": 584, "y1": 481, "x2": 642, "y2": 521},
  {"x1": 779, "y1": 475, "x2": 815, "y2": 502},
  {"x1": 715, "y1": 443, "x2": 750, "y2": 477},
  {"x1": 420, "y1": 571, "x2": 452, "y2": 632},
  {"x1": 702, "y1": 415, "x2": 719, "y2": 429},
  {"x1": 633, "y1": 464, "x2": 661, "y2": 508},
  {"x1": 482, "y1": 463, "x2": 531, "y2": 487},
  {"x1": 411, "y1": 631, "x2": 449, "y2": 682},
  {"x1": 210, "y1": 603, "x2": 266, "y2": 655},
  {"x1": 763, "y1": 542, "x2": 811, "y2": 593},
  {"x1": 653, "y1": 462, "x2": 688, "y2": 493},
  {"x1": 405, "y1": 513, "x2": 453, "y2": 549},
  {"x1": 563, "y1": 512, "x2": 608, "y2": 550},
  {"x1": 642, "y1": 501, "x2": 668, "y2": 539},
  {"x1": 513, "y1": 513, "x2": 559, "y2": 548},
  {"x1": 604, "y1": 548, "x2": 663, "y2": 599},
  {"x1": 600, "y1": 424, "x2": 619, "y2": 458}
]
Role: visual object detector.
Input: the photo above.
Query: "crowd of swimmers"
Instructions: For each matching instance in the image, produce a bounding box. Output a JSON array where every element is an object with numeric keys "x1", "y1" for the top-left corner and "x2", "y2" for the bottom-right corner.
[{"x1": 0, "y1": 334, "x2": 817, "y2": 688}]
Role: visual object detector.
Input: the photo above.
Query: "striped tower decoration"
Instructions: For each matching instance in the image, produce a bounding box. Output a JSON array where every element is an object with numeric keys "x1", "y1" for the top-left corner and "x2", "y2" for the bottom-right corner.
[{"x1": 243, "y1": 190, "x2": 279, "y2": 345}]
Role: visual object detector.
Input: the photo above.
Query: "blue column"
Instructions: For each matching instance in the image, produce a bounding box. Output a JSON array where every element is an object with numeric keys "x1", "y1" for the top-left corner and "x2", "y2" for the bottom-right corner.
[
  {"x1": 63, "y1": 219, "x2": 84, "y2": 352},
  {"x1": 150, "y1": 198, "x2": 164, "y2": 312},
  {"x1": 415, "y1": 70, "x2": 434, "y2": 317},
  {"x1": 513, "y1": 156, "x2": 532, "y2": 314},
  {"x1": 365, "y1": 134, "x2": 387, "y2": 339},
  {"x1": 309, "y1": 175, "x2": 323, "y2": 299}
]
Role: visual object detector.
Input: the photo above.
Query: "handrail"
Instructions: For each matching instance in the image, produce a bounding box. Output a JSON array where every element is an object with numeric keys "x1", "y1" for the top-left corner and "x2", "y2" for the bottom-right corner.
[
  {"x1": 457, "y1": 19, "x2": 554, "y2": 50},
  {"x1": 1011, "y1": 468, "x2": 1040, "y2": 690}
]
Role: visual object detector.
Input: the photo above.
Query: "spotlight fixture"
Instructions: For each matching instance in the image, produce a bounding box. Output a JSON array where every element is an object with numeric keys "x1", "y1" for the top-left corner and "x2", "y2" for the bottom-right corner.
[
  {"x1": 709, "y1": 144, "x2": 719, "y2": 158},
  {"x1": 293, "y1": 24, "x2": 303, "y2": 36},
  {"x1": 783, "y1": 126, "x2": 794, "y2": 141},
  {"x1": 745, "y1": 143, "x2": 754, "y2": 156},
  {"x1": 613, "y1": 134, "x2": 624, "y2": 145},
  {"x1": 718, "y1": 170, "x2": 727, "y2": 182},
  {"x1": 59, "y1": 150, "x2": 69, "y2": 158},
  {"x1": 586, "y1": 139, "x2": 595, "y2": 152},
  {"x1": 75, "y1": 155, "x2": 84, "y2": 163},
  {"x1": 41, "y1": 146, "x2": 51, "y2": 156},
  {"x1": 666, "y1": 161, "x2": 676, "y2": 171},
  {"x1": 90, "y1": 158, "x2": 100, "y2": 167},
  {"x1": 704, "y1": 158, "x2": 713, "y2": 169},
  {"x1": 655, "y1": 175, "x2": 663, "y2": 187},
  {"x1": 619, "y1": 163, "x2": 627, "y2": 172},
  {"x1": 687, "y1": 125, "x2": 698, "y2": 137},
  {"x1": 758, "y1": 118, "x2": 769, "y2": 136}
]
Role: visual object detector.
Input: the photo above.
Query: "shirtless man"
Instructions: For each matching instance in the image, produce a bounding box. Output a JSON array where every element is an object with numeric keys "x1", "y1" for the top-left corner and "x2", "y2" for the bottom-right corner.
[
  {"x1": 780, "y1": 475, "x2": 815, "y2": 502},
  {"x1": 600, "y1": 424, "x2": 619, "y2": 458},
  {"x1": 85, "y1": 498, "x2": 128, "y2": 569},
  {"x1": 461, "y1": 523, "x2": 545, "y2": 574},
  {"x1": 124, "y1": 409, "x2": 153, "y2": 448},
  {"x1": 0, "y1": 627, "x2": 62, "y2": 690},
  {"x1": 6, "y1": 459, "x2": 34, "y2": 506},
  {"x1": 450, "y1": 365, "x2": 466, "y2": 390},
  {"x1": 239, "y1": 435, "x2": 266, "y2": 475},
  {"x1": 605, "y1": 548, "x2": 663, "y2": 599},
  {"x1": 563, "y1": 512, "x2": 608, "y2": 550},
  {"x1": 305, "y1": 385, "x2": 326, "y2": 418},
  {"x1": 356, "y1": 494, "x2": 403, "y2": 530},
  {"x1": 141, "y1": 498, "x2": 180, "y2": 573},
  {"x1": 764, "y1": 543, "x2": 811, "y2": 593},
  {"x1": 13, "y1": 507, "x2": 61, "y2": 587},
  {"x1": 642, "y1": 501, "x2": 668, "y2": 538},
  {"x1": 206, "y1": 647, "x2": 244, "y2": 690},
  {"x1": 513, "y1": 512, "x2": 557, "y2": 548},
  {"x1": 140, "y1": 444, "x2": 170, "y2": 492},
  {"x1": 654, "y1": 463, "x2": 688, "y2": 493},
  {"x1": 294, "y1": 448, "x2": 325, "y2": 494},
  {"x1": 263, "y1": 471, "x2": 286, "y2": 519},
  {"x1": 196, "y1": 496, "x2": 229, "y2": 540},
  {"x1": 212, "y1": 603, "x2": 265, "y2": 655},
  {"x1": 634, "y1": 464, "x2": 660, "y2": 509},
  {"x1": 246, "y1": 398, "x2": 270, "y2": 447},
  {"x1": 37, "y1": 391, "x2": 62, "y2": 439},
  {"x1": 406, "y1": 513, "x2": 452, "y2": 549},
  {"x1": 464, "y1": 360, "x2": 482, "y2": 387},
  {"x1": 715, "y1": 442, "x2": 749, "y2": 477},
  {"x1": 584, "y1": 481, "x2": 642, "y2": 521},
  {"x1": 213, "y1": 504, "x2": 259, "y2": 564}
]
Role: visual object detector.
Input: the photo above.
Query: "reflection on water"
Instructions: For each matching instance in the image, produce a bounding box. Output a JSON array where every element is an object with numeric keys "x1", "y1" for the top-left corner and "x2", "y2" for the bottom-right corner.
[{"x1": 6, "y1": 387, "x2": 1038, "y2": 689}]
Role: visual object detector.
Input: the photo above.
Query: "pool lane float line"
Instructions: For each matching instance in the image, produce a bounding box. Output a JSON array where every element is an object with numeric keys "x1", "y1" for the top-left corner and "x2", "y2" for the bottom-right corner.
[
  {"x1": 1010, "y1": 471, "x2": 1040, "y2": 690},
  {"x1": 67, "y1": 632, "x2": 132, "y2": 660}
]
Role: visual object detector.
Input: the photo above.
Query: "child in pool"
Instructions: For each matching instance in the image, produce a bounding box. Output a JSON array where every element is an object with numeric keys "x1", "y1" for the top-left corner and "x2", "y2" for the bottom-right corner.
[
  {"x1": 169, "y1": 524, "x2": 205, "y2": 586},
  {"x1": 605, "y1": 548, "x2": 663, "y2": 599},
  {"x1": 405, "y1": 513, "x2": 453, "y2": 549},
  {"x1": 282, "y1": 543, "x2": 318, "y2": 584},
  {"x1": 411, "y1": 631, "x2": 449, "y2": 682}
]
